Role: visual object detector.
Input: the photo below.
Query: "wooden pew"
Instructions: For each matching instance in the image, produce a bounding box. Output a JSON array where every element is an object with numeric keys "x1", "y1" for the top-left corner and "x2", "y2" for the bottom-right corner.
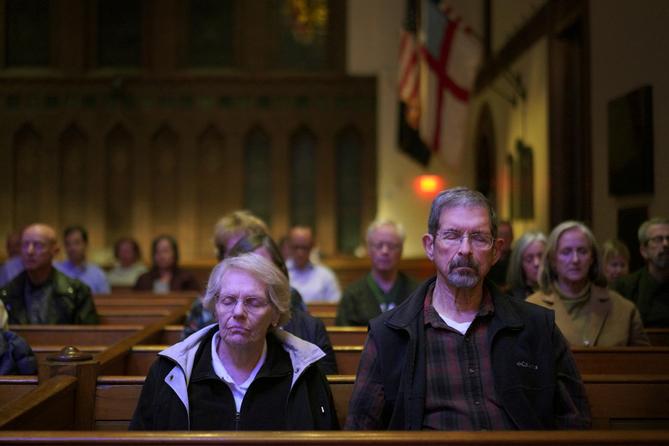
[
  {"x1": 0, "y1": 375, "x2": 78, "y2": 430},
  {"x1": 89, "y1": 373, "x2": 669, "y2": 431},
  {"x1": 647, "y1": 328, "x2": 669, "y2": 346},
  {"x1": 312, "y1": 311, "x2": 336, "y2": 327},
  {"x1": 0, "y1": 376, "x2": 39, "y2": 408},
  {"x1": 307, "y1": 302, "x2": 338, "y2": 314},
  {"x1": 98, "y1": 309, "x2": 176, "y2": 325},
  {"x1": 93, "y1": 296, "x2": 195, "y2": 313},
  {"x1": 573, "y1": 347, "x2": 669, "y2": 375},
  {"x1": 2, "y1": 431, "x2": 669, "y2": 445},
  {"x1": 10, "y1": 325, "x2": 143, "y2": 346}
]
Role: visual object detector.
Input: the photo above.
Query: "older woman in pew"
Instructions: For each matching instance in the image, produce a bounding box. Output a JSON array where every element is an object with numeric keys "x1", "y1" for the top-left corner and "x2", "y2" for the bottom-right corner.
[
  {"x1": 527, "y1": 221, "x2": 649, "y2": 347},
  {"x1": 130, "y1": 253, "x2": 339, "y2": 430},
  {"x1": 506, "y1": 230, "x2": 546, "y2": 300}
]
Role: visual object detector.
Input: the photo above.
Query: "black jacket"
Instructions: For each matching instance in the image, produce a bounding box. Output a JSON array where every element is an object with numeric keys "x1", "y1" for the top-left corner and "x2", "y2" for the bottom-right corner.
[
  {"x1": 613, "y1": 267, "x2": 669, "y2": 328},
  {"x1": 1, "y1": 269, "x2": 99, "y2": 324},
  {"x1": 347, "y1": 277, "x2": 591, "y2": 430},
  {"x1": 130, "y1": 325, "x2": 339, "y2": 430}
]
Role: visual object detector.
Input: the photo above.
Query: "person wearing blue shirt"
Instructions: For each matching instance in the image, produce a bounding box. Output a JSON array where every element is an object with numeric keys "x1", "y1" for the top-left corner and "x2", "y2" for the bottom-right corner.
[{"x1": 55, "y1": 225, "x2": 110, "y2": 294}]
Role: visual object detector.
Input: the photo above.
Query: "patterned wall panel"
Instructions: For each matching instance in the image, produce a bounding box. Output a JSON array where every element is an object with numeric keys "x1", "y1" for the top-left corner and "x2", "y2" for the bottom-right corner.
[
  {"x1": 196, "y1": 125, "x2": 226, "y2": 258},
  {"x1": 150, "y1": 125, "x2": 180, "y2": 239},
  {"x1": 58, "y1": 124, "x2": 88, "y2": 230},
  {"x1": 335, "y1": 126, "x2": 363, "y2": 254},
  {"x1": 12, "y1": 124, "x2": 44, "y2": 228},
  {"x1": 105, "y1": 124, "x2": 134, "y2": 245},
  {"x1": 289, "y1": 126, "x2": 317, "y2": 228},
  {"x1": 244, "y1": 126, "x2": 272, "y2": 225}
]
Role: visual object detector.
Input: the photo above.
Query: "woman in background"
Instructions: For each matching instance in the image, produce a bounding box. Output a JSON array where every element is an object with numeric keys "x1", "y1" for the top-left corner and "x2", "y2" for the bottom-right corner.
[
  {"x1": 527, "y1": 221, "x2": 649, "y2": 347},
  {"x1": 506, "y1": 231, "x2": 546, "y2": 300},
  {"x1": 107, "y1": 237, "x2": 147, "y2": 288},
  {"x1": 601, "y1": 239, "x2": 630, "y2": 285},
  {"x1": 134, "y1": 235, "x2": 201, "y2": 293}
]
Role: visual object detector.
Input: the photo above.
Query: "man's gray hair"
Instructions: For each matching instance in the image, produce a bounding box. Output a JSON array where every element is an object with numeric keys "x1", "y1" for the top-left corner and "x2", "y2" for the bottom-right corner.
[
  {"x1": 427, "y1": 187, "x2": 498, "y2": 237},
  {"x1": 638, "y1": 217, "x2": 669, "y2": 245},
  {"x1": 366, "y1": 219, "x2": 406, "y2": 243},
  {"x1": 202, "y1": 253, "x2": 291, "y2": 327},
  {"x1": 538, "y1": 220, "x2": 603, "y2": 293}
]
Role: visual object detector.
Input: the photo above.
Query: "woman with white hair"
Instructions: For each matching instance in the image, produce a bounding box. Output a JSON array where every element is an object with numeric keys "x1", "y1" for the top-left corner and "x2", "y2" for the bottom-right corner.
[
  {"x1": 527, "y1": 221, "x2": 649, "y2": 347},
  {"x1": 506, "y1": 231, "x2": 546, "y2": 300},
  {"x1": 130, "y1": 253, "x2": 338, "y2": 430}
]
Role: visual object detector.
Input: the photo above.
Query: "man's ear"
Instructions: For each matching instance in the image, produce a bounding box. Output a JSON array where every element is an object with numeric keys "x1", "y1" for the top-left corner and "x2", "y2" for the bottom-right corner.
[
  {"x1": 491, "y1": 238, "x2": 504, "y2": 264},
  {"x1": 422, "y1": 233, "x2": 435, "y2": 261},
  {"x1": 640, "y1": 243, "x2": 649, "y2": 261}
]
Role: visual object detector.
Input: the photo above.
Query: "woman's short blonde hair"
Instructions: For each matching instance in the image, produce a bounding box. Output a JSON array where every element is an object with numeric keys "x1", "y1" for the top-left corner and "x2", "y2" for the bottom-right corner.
[{"x1": 202, "y1": 253, "x2": 291, "y2": 326}]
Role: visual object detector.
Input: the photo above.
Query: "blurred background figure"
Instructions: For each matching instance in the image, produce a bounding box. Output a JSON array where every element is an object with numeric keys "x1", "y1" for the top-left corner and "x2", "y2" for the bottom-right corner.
[
  {"x1": 336, "y1": 219, "x2": 418, "y2": 326},
  {"x1": 55, "y1": 225, "x2": 110, "y2": 294},
  {"x1": 0, "y1": 299, "x2": 37, "y2": 375},
  {"x1": 286, "y1": 226, "x2": 341, "y2": 303},
  {"x1": 506, "y1": 231, "x2": 546, "y2": 300},
  {"x1": 0, "y1": 231, "x2": 24, "y2": 287},
  {"x1": 213, "y1": 211, "x2": 268, "y2": 261},
  {"x1": 1, "y1": 223, "x2": 98, "y2": 324},
  {"x1": 601, "y1": 239, "x2": 630, "y2": 285},
  {"x1": 487, "y1": 220, "x2": 514, "y2": 289},
  {"x1": 106, "y1": 237, "x2": 148, "y2": 288},
  {"x1": 612, "y1": 217, "x2": 669, "y2": 328},
  {"x1": 528, "y1": 221, "x2": 648, "y2": 347},
  {"x1": 134, "y1": 235, "x2": 201, "y2": 293}
]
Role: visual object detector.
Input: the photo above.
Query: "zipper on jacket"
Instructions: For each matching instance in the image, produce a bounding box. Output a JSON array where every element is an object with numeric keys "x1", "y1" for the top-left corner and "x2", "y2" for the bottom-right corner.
[{"x1": 234, "y1": 411, "x2": 240, "y2": 430}]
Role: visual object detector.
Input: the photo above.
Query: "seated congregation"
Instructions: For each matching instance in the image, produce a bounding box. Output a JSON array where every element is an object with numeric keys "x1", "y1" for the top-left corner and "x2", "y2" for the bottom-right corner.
[{"x1": 0, "y1": 189, "x2": 668, "y2": 437}]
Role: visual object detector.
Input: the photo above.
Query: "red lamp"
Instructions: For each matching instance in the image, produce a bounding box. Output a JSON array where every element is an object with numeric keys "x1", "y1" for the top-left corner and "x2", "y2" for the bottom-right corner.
[{"x1": 413, "y1": 174, "x2": 445, "y2": 199}]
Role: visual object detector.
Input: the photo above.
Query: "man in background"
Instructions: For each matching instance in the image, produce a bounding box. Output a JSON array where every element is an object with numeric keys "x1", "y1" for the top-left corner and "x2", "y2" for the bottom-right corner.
[
  {"x1": 336, "y1": 219, "x2": 418, "y2": 326},
  {"x1": 286, "y1": 226, "x2": 341, "y2": 303},
  {"x1": 1, "y1": 223, "x2": 98, "y2": 324},
  {"x1": 614, "y1": 217, "x2": 669, "y2": 327},
  {"x1": 0, "y1": 231, "x2": 24, "y2": 287},
  {"x1": 55, "y1": 225, "x2": 110, "y2": 294}
]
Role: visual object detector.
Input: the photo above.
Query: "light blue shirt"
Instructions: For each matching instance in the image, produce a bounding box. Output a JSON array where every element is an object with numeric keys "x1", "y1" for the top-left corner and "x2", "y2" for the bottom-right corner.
[
  {"x1": 0, "y1": 256, "x2": 24, "y2": 288},
  {"x1": 55, "y1": 260, "x2": 110, "y2": 294},
  {"x1": 286, "y1": 259, "x2": 341, "y2": 303}
]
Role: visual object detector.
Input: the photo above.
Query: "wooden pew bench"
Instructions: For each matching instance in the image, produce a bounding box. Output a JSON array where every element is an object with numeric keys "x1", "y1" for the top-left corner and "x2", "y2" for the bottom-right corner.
[
  {"x1": 98, "y1": 309, "x2": 177, "y2": 325},
  {"x1": 10, "y1": 325, "x2": 143, "y2": 346},
  {"x1": 0, "y1": 376, "x2": 39, "y2": 408},
  {"x1": 90, "y1": 373, "x2": 669, "y2": 430},
  {"x1": 647, "y1": 328, "x2": 669, "y2": 346},
  {"x1": 94, "y1": 296, "x2": 195, "y2": 313},
  {"x1": 2, "y1": 430, "x2": 669, "y2": 445}
]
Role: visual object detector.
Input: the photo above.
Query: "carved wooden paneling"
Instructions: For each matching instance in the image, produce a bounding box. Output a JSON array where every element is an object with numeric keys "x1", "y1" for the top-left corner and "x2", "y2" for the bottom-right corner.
[
  {"x1": 196, "y1": 125, "x2": 226, "y2": 258},
  {"x1": 12, "y1": 124, "x2": 43, "y2": 228},
  {"x1": 105, "y1": 124, "x2": 134, "y2": 245},
  {"x1": 244, "y1": 126, "x2": 272, "y2": 225},
  {"x1": 150, "y1": 125, "x2": 180, "y2": 238},
  {"x1": 58, "y1": 124, "x2": 88, "y2": 229},
  {"x1": 290, "y1": 126, "x2": 317, "y2": 228},
  {"x1": 335, "y1": 126, "x2": 363, "y2": 254}
]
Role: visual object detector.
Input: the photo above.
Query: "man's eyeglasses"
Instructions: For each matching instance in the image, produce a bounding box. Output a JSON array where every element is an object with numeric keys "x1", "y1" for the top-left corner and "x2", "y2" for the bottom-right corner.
[
  {"x1": 435, "y1": 230, "x2": 494, "y2": 250},
  {"x1": 369, "y1": 241, "x2": 401, "y2": 252},
  {"x1": 648, "y1": 235, "x2": 669, "y2": 246}
]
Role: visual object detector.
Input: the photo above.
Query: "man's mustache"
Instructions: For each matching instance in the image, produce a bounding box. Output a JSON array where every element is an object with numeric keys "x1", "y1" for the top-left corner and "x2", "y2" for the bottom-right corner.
[{"x1": 448, "y1": 256, "x2": 480, "y2": 273}]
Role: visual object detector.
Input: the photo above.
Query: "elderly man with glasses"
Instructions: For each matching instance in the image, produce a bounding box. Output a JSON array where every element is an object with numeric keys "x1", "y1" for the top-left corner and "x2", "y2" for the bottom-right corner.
[
  {"x1": 613, "y1": 217, "x2": 669, "y2": 327},
  {"x1": 345, "y1": 187, "x2": 590, "y2": 431},
  {"x1": 336, "y1": 219, "x2": 418, "y2": 326}
]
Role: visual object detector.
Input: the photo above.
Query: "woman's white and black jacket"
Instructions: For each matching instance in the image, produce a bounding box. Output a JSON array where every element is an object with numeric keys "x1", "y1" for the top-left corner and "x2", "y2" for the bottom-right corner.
[{"x1": 129, "y1": 324, "x2": 339, "y2": 430}]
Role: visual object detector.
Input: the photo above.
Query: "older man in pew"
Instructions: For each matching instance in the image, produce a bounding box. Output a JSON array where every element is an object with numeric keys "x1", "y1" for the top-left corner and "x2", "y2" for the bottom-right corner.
[
  {"x1": 0, "y1": 224, "x2": 98, "y2": 325},
  {"x1": 346, "y1": 187, "x2": 591, "y2": 430},
  {"x1": 336, "y1": 219, "x2": 419, "y2": 326},
  {"x1": 130, "y1": 253, "x2": 338, "y2": 430}
]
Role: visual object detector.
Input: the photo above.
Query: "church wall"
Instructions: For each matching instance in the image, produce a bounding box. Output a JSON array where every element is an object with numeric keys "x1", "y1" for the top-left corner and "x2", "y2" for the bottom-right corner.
[{"x1": 589, "y1": 0, "x2": 669, "y2": 244}]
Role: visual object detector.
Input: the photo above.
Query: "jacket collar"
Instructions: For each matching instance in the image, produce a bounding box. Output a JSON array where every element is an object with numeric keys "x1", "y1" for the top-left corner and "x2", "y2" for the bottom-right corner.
[
  {"x1": 384, "y1": 276, "x2": 523, "y2": 332},
  {"x1": 159, "y1": 323, "x2": 325, "y2": 388}
]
